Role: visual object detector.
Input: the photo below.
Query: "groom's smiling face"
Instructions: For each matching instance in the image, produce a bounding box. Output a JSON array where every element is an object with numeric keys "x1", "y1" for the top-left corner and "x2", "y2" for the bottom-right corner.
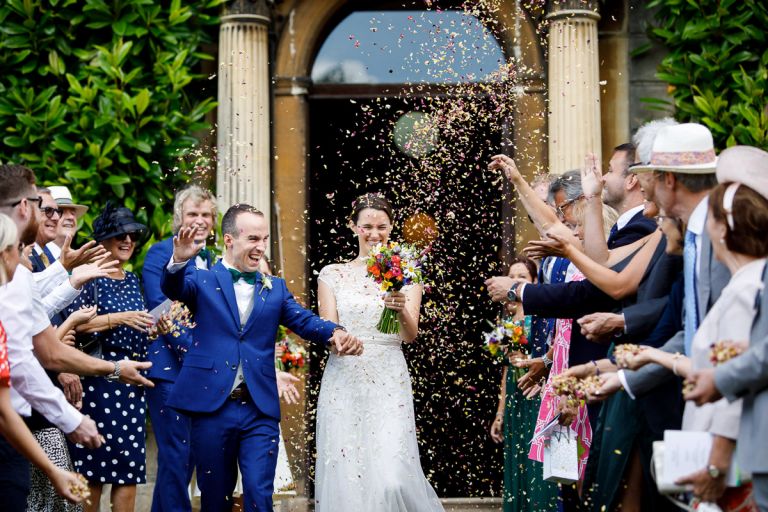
[{"x1": 224, "y1": 211, "x2": 269, "y2": 272}]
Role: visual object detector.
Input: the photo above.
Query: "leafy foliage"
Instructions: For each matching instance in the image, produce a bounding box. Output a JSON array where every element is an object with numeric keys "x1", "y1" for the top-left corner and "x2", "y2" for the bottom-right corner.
[
  {"x1": 647, "y1": 0, "x2": 768, "y2": 150},
  {"x1": 0, "y1": 0, "x2": 222, "y2": 270}
]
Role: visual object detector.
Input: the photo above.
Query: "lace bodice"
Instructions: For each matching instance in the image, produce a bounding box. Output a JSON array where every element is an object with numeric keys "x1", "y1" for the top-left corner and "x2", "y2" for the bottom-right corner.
[{"x1": 318, "y1": 263, "x2": 405, "y2": 346}]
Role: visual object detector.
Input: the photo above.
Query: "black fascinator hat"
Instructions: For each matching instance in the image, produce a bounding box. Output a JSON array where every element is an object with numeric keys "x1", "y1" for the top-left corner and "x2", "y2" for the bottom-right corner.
[{"x1": 92, "y1": 201, "x2": 148, "y2": 242}]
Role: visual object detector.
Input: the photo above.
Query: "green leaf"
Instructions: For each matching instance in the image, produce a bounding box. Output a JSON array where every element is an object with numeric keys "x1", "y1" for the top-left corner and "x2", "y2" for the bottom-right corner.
[
  {"x1": 105, "y1": 174, "x2": 131, "y2": 185},
  {"x1": 134, "y1": 89, "x2": 150, "y2": 116}
]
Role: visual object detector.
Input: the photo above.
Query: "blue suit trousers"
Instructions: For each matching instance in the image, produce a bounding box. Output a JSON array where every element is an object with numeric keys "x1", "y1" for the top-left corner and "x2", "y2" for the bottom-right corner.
[
  {"x1": 192, "y1": 395, "x2": 278, "y2": 512},
  {"x1": 147, "y1": 380, "x2": 194, "y2": 512}
]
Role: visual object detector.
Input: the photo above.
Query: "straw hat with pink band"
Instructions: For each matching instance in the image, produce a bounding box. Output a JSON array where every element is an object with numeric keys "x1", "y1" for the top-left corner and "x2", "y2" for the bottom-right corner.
[
  {"x1": 715, "y1": 146, "x2": 768, "y2": 229},
  {"x1": 632, "y1": 122, "x2": 718, "y2": 174}
]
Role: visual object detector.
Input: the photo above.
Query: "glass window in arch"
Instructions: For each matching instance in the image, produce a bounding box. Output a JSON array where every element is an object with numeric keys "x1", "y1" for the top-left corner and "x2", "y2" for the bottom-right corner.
[{"x1": 311, "y1": 10, "x2": 506, "y2": 85}]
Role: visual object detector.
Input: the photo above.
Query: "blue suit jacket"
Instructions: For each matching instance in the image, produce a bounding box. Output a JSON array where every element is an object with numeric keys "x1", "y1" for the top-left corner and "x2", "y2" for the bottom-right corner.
[
  {"x1": 161, "y1": 261, "x2": 337, "y2": 419},
  {"x1": 142, "y1": 237, "x2": 206, "y2": 382},
  {"x1": 607, "y1": 210, "x2": 657, "y2": 250}
]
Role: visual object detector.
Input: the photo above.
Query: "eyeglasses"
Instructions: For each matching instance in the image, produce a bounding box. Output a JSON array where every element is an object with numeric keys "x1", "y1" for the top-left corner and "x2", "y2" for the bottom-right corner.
[
  {"x1": 555, "y1": 198, "x2": 580, "y2": 221},
  {"x1": 114, "y1": 232, "x2": 139, "y2": 242},
  {"x1": 41, "y1": 206, "x2": 63, "y2": 219},
  {"x1": 4, "y1": 196, "x2": 43, "y2": 209}
]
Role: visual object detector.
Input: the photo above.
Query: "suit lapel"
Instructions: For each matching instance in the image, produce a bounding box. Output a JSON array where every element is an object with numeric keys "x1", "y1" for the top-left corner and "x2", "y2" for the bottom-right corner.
[
  {"x1": 699, "y1": 228, "x2": 713, "y2": 316},
  {"x1": 29, "y1": 251, "x2": 45, "y2": 273},
  {"x1": 212, "y1": 263, "x2": 242, "y2": 328},
  {"x1": 242, "y1": 278, "x2": 268, "y2": 333}
]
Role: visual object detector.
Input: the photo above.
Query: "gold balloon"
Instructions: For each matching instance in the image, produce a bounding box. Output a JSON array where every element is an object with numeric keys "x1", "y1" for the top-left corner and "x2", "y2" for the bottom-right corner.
[{"x1": 403, "y1": 212, "x2": 438, "y2": 247}]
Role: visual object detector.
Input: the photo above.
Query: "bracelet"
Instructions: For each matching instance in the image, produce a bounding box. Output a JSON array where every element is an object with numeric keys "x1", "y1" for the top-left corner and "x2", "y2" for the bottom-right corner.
[
  {"x1": 542, "y1": 354, "x2": 553, "y2": 369},
  {"x1": 590, "y1": 360, "x2": 601, "y2": 376},
  {"x1": 672, "y1": 353, "x2": 682, "y2": 376},
  {"x1": 107, "y1": 314, "x2": 112, "y2": 330},
  {"x1": 495, "y1": 412, "x2": 504, "y2": 418}
]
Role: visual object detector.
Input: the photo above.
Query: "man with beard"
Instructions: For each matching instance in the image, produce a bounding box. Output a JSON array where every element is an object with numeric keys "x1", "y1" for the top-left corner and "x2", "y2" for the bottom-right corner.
[{"x1": 0, "y1": 164, "x2": 153, "y2": 510}]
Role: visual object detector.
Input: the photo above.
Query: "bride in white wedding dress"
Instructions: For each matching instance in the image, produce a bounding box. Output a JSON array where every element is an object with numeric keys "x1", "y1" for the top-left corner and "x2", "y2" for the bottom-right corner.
[{"x1": 315, "y1": 193, "x2": 444, "y2": 512}]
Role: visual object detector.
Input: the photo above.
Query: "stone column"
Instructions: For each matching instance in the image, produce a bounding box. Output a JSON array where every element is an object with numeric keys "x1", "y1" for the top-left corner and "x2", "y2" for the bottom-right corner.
[
  {"x1": 546, "y1": 1, "x2": 602, "y2": 174},
  {"x1": 216, "y1": 0, "x2": 272, "y2": 219}
]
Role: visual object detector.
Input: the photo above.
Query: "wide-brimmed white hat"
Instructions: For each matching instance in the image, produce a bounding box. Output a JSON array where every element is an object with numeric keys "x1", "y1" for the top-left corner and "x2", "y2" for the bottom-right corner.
[
  {"x1": 633, "y1": 123, "x2": 717, "y2": 174},
  {"x1": 48, "y1": 186, "x2": 88, "y2": 217},
  {"x1": 716, "y1": 146, "x2": 768, "y2": 201}
]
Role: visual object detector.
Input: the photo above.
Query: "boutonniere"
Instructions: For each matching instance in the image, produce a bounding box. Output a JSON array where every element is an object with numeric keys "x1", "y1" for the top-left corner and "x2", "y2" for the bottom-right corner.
[{"x1": 260, "y1": 274, "x2": 273, "y2": 295}]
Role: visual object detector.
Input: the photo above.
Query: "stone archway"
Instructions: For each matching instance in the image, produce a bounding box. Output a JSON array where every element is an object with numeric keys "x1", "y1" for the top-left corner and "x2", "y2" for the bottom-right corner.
[
  {"x1": 269, "y1": 1, "x2": 547, "y2": 503},
  {"x1": 272, "y1": 0, "x2": 547, "y2": 298}
]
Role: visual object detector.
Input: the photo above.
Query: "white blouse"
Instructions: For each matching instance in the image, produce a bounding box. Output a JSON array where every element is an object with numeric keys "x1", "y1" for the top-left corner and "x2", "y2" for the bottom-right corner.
[{"x1": 683, "y1": 258, "x2": 767, "y2": 439}]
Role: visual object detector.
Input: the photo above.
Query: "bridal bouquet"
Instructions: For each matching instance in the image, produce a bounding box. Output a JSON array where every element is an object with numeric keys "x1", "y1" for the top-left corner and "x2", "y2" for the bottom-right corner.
[
  {"x1": 366, "y1": 241, "x2": 427, "y2": 334},
  {"x1": 482, "y1": 317, "x2": 530, "y2": 361}
]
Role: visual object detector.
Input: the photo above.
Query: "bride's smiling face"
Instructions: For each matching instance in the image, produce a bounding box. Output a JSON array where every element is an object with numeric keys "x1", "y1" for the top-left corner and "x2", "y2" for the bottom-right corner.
[{"x1": 353, "y1": 208, "x2": 393, "y2": 254}]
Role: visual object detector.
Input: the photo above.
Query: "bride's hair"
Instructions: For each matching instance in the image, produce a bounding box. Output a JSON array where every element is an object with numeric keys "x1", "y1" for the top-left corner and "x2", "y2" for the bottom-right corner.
[{"x1": 349, "y1": 193, "x2": 393, "y2": 224}]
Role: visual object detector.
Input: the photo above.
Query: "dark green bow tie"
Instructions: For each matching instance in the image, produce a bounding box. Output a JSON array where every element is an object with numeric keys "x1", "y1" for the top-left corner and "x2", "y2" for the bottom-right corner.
[
  {"x1": 198, "y1": 247, "x2": 210, "y2": 261},
  {"x1": 228, "y1": 268, "x2": 259, "y2": 285}
]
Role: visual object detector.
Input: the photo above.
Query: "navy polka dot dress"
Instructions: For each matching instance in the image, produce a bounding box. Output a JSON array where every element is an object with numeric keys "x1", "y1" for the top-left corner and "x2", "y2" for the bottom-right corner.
[{"x1": 65, "y1": 273, "x2": 147, "y2": 485}]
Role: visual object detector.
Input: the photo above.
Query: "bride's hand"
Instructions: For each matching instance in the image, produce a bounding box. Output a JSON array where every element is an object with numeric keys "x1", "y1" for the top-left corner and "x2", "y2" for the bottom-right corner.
[{"x1": 384, "y1": 291, "x2": 407, "y2": 312}]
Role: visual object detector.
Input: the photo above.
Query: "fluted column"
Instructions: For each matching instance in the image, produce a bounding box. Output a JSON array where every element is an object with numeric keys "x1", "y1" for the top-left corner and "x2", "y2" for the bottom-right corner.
[
  {"x1": 546, "y1": 3, "x2": 601, "y2": 174},
  {"x1": 216, "y1": 0, "x2": 271, "y2": 219}
]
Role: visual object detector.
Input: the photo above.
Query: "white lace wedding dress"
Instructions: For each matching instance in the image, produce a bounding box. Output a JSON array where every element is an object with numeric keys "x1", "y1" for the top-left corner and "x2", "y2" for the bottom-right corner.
[{"x1": 315, "y1": 263, "x2": 444, "y2": 512}]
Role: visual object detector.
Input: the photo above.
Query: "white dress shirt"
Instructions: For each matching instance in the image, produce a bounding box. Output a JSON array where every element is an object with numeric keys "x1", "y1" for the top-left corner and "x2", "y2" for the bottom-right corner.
[
  {"x1": 0, "y1": 266, "x2": 83, "y2": 433},
  {"x1": 29, "y1": 246, "x2": 81, "y2": 320},
  {"x1": 46, "y1": 241, "x2": 62, "y2": 260},
  {"x1": 167, "y1": 256, "x2": 252, "y2": 393},
  {"x1": 619, "y1": 196, "x2": 712, "y2": 398},
  {"x1": 615, "y1": 204, "x2": 645, "y2": 232}
]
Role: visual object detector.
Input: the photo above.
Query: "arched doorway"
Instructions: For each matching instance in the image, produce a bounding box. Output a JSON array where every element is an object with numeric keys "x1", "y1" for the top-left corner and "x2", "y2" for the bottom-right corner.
[{"x1": 272, "y1": 0, "x2": 547, "y2": 499}]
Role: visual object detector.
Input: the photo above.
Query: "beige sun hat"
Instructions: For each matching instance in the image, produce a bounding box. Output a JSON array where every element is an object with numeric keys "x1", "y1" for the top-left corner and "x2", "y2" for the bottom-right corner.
[
  {"x1": 716, "y1": 146, "x2": 768, "y2": 201},
  {"x1": 632, "y1": 122, "x2": 718, "y2": 174},
  {"x1": 48, "y1": 186, "x2": 88, "y2": 218}
]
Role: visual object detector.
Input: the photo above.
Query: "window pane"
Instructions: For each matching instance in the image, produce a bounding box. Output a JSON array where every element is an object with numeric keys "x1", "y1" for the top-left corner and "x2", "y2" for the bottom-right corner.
[{"x1": 312, "y1": 10, "x2": 506, "y2": 84}]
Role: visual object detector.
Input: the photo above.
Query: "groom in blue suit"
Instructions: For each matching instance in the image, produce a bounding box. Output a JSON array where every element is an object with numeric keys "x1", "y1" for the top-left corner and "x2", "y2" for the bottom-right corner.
[
  {"x1": 161, "y1": 203, "x2": 363, "y2": 512},
  {"x1": 142, "y1": 185, "x2": 216, "y2": 512}
]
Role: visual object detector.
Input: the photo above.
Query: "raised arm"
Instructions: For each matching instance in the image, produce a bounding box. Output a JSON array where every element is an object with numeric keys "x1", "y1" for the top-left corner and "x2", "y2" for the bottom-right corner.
[
  {"x1": 580, "y1": 153, "x2": 611, "y2": 264},
  {"x1": 489, "y1": 154, "x2": 580, "y2": 246}
]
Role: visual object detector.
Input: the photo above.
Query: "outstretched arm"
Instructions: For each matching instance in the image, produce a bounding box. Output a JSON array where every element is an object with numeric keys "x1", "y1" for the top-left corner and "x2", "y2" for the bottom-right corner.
[
  {"x1": 580, "y1": 153, "x2": 610, "y2": 263},
  {"x1": 527, "y1": 230, "x2": 661, "y2": 300},
  {"x1": 489, "y1": 154, "x2": 581, "y2": 246}
]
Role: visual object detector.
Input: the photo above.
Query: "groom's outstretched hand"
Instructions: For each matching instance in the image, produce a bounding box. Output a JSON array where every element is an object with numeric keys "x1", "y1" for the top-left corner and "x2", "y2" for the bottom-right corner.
[
  {"x1": 173, "y1": 226, "x2": 204, "y2": 263},
  {"x1": 332, "y1": 330, "x2": 364, "y2": 356}
]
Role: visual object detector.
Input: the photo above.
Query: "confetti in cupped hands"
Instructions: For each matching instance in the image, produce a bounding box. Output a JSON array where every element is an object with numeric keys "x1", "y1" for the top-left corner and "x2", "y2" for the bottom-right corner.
[{"x1": 366, "y1": 241, "x2": 427, "y2": 334}]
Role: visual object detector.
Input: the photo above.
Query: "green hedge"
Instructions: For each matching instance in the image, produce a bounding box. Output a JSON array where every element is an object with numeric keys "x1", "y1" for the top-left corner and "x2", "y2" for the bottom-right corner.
[
  {"x1": 647, "y1": 0, "x2": 767, "y2": 150},
  {"x1": 0, "y1": 0, "x2": 222, "y2": 270}
]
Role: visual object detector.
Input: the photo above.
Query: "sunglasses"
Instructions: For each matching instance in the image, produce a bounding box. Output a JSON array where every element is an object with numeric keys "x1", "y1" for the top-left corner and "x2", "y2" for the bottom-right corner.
[
  {"x1": 41, "y1": 206, "x2": 63, "y2": 219},
  {"x1": 555, "y1": 197, "x2": 581, "y2": 220},
  {"x1": 114, "y1": 232, "x2": 139, "y2": 242},
  {"x1": 4, "y1": 196, "x2": 43, "y2": 209}
]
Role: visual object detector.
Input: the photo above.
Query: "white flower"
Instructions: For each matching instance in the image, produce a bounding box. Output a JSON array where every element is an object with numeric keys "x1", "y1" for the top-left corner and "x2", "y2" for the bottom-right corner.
[{"x1": 260, "y1": 274, "x2": 273, "y2": 295}]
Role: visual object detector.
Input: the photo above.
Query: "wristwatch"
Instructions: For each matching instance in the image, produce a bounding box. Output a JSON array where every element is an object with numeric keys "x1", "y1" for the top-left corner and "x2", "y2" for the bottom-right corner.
[
  {"x1": 506, "y1": 282, "x2": 522, "y2": 303},
  {"x1": 707, "y1": 464, "x2": 724, "y2": 479},
  {"x1": 542, "y1": 354, "x2": 553, "y2": 369},
  {"x1": 105, "y1": 361, "x2": 121, "y2": 382}
]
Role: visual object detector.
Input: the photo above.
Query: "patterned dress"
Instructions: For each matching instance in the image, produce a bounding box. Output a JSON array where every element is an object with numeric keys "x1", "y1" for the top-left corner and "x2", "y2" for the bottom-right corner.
[
  {"x1": 0, "y1": 321, "x2": 9, "y2": 388},
  {"x1": 528, "y1": 274, "x2": 592, "y2": 480},
  {"x1": 64, "y1": 274, "x2": 147, "y2": 485}
]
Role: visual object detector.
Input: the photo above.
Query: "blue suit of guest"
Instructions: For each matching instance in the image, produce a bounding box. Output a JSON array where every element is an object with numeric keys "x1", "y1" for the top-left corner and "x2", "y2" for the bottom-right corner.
[
  {"x1": 142, "y1": 237, "x2": 210, "y2": 512},
  {"x1": 160, "y1": 210, "x2": 341, "y2": 512}
]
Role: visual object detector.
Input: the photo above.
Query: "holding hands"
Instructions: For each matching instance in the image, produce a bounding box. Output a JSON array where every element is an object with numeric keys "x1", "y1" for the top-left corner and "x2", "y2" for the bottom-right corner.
[
  {"x1": 172, "y1": 225, "x2": 204, "y2": 263},
  {"x1": 330, "y1": 329, "x2": 364, "y2": 356}
]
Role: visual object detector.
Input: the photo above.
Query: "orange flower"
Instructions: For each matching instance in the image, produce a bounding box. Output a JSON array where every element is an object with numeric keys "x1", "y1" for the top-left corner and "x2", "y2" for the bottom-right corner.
[{"x1": 368, "y1": 265, "x2": 380, "y2": 277}]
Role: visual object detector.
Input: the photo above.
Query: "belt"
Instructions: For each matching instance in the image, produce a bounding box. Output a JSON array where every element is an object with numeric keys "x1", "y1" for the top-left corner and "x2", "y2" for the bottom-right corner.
[{"x1": 229, "y1": 385, "x2": 250, "y2": 401}]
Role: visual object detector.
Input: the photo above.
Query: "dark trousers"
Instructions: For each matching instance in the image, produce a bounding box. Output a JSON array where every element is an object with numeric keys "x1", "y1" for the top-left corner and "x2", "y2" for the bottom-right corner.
[
  {"x1": 0, "y1": 432, "x2": 31, "y2": 512},
  {"x1": 147, "y1": 379, "x2": 194, "y2": 512},
  {"x1": 191, "y1": 394, "x2": 278, "y2": 512}
]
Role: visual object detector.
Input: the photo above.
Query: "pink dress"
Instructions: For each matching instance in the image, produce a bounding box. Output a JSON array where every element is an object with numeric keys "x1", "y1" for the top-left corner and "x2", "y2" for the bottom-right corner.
[{"x1": 528, "y1": 275, "x2": 592, "y2": 479}]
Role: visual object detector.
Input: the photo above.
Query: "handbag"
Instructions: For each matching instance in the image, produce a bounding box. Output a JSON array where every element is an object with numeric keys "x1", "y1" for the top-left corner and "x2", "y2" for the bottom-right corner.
[
  {"x1": 74, "y1": 283, "x2": 102, "y2": 358},
  {"x1": 542, "y1": 425, "x2": 579, "y2": 484}
]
